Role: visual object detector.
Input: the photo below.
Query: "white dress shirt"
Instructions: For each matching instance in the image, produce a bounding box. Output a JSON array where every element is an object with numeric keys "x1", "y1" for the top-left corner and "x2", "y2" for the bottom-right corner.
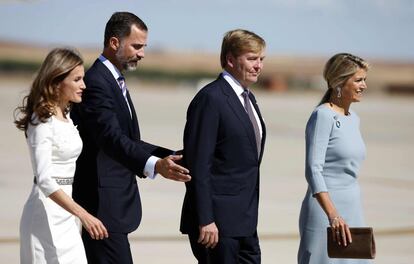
[{"x1": 222, "y1": 70, "x2": 263, "y2": 137}]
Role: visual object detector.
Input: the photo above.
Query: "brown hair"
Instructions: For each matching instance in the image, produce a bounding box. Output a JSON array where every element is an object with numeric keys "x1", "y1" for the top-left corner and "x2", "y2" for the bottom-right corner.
[
  {"x1": 318, "y1": 53, "x2": 369, "y2": 105},
  {"x1": 104, "y1": 12, "x2": 148, "y2": 47},
  {"x1": 14, "y1": 48, "x2": 83, "y2": 132},
  {"x1": 220, "y1": 29, "x2": 266, "y2": 68}
]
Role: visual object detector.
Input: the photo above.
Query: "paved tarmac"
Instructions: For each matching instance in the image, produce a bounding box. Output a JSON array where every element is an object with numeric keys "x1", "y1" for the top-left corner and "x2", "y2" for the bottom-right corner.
[{"x1": 1, "y1": 78, "x2": 413, "y2": 263}]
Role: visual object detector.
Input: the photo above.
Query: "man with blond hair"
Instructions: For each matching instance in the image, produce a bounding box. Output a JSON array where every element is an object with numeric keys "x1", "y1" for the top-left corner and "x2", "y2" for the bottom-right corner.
[{"x1": 180, "y1": 29, "x2": 267, "y2": 264}]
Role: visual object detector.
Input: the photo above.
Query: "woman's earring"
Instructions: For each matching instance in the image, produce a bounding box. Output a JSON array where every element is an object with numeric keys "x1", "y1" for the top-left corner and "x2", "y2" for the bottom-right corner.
[{"x1": 336, "y1": 87, "x2": 342, "y2": 98}]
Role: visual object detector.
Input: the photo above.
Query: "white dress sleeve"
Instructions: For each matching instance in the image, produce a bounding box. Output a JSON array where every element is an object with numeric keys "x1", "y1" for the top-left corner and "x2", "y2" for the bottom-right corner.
[{"x1": 27, "y1": 120, "x2": 60, "y2": 196}]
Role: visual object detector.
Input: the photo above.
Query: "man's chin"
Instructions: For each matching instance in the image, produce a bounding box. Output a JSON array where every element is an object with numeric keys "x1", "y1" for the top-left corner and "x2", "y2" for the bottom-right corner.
[
  {"x1": 126, "y1": 65, "x2": 138, "y2": 71},
  {"x1": 123, "y1": 62, "x2": 138, "y2": 72},
  {"x1": 247, "y1": 77, "x2": 258, "y2": 84}
]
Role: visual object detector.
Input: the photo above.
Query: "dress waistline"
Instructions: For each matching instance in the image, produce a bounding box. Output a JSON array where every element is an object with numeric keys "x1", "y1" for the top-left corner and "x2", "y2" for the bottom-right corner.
[{"x1": 33, "y1": 176, "x2": 74, "y2": 185}]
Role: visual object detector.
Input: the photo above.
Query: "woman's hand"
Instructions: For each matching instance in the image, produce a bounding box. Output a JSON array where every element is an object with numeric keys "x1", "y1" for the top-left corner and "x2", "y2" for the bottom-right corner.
[
  {"x1": 329, "y1": 216, "x2": 352, "y2": 246},
  {"x1": 48, "y1": 189, "x2": 109, "y2": 240},
  {"x1": 313, "y1": 192, "x2": 352, "y2": 247},
  {"x1": 79, "y1": 211, "x2": 109, "y2": 240}
]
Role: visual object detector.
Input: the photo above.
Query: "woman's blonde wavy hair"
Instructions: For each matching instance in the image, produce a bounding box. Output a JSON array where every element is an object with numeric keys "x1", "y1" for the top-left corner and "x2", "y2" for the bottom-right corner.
[
  {"x1": 318, "y1": 53, "x2": 369, "y2": 106},
  {"x1": 14, "y1": 48, "x2": 83, "y2": 133}
]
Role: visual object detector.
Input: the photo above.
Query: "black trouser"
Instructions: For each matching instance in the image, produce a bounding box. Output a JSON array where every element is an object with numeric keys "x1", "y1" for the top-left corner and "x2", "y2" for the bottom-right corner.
[
  {"x1": 82, "y1": 230, "x2": 133, "y2": 264},
  {"x1": 188, "y1": 231, "x2": 261, "y2": 264}
]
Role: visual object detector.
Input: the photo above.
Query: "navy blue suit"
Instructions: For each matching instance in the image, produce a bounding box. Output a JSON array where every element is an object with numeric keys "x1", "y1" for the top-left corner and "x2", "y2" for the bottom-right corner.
[
  {"x1": 72, "y1": 59, "x2": 172, "y2": 263},
  {"x1": 180, "y1": 75, "x2": 266, "y2": 263}
]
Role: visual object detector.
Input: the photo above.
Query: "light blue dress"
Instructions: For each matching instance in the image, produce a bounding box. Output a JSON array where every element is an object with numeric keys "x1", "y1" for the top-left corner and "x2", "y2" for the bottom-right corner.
[{"x1": 298, "y1": 104, "x2": 370, "y2": 264}]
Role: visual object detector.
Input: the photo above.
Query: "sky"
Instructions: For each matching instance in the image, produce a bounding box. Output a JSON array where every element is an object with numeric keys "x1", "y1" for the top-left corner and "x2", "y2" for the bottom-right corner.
[{"x1": 0, "y1": 0, "x2": 414, "y2": 61}]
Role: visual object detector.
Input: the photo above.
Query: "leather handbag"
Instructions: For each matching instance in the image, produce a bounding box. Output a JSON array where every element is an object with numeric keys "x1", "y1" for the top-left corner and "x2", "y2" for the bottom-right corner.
[{"x1": 327, "y1": 227, "x2": 376, "y2": 259}]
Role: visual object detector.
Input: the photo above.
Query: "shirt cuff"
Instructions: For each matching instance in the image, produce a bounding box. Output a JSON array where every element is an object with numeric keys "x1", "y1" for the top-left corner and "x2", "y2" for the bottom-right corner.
[{"x1": 143, "y1": 156, "x2": 160, "y2": 179}]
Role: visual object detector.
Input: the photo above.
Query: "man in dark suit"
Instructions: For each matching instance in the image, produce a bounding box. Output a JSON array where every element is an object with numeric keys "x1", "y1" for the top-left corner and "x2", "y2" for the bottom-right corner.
[
  {"x1": 72, "y1": 12, "x2": 191, "y2": 264},
  {"x1": 180, "y1": 29, "x2": 266, "y2": 264}
]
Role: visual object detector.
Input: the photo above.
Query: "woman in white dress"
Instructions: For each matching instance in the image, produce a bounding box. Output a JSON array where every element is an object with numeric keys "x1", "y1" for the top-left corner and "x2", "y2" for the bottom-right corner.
[{"x1": 15, "y1": 48, "x2": 108, "y2": 263}]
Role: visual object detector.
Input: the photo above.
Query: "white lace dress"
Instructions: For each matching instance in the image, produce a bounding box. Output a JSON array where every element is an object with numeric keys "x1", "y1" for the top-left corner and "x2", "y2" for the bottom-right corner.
[{"x1": 20, "y1": 115, "x2": 87, "y2": 264}]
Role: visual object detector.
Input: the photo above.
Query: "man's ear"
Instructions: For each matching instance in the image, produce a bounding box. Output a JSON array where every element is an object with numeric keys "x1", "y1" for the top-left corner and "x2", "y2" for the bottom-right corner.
[
  {"x1": 109, "y1": 37, "x2": 120, "y2": 51},
  {"x1": 226, "y1": 53, "x2": 235, "y2": 68}
]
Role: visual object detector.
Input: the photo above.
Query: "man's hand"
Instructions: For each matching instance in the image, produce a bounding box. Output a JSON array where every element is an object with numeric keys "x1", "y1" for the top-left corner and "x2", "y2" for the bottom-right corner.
[
  {"x1": 198, "y1": 222, "x2": 219, "y2": 248},
  {"x1": 155, "y1": 155, "x2": 191, "y2": 182}
]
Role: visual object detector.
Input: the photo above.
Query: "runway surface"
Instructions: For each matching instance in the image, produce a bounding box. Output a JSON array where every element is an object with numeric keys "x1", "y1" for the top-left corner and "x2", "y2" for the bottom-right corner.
[{"x1": 1, "y1": 78, "x2": 413, "y2": 263}]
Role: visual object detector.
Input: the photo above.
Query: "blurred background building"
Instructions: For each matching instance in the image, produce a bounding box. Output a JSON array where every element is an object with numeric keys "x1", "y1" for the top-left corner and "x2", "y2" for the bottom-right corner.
[{"x1": 1, "y1": 0, "x2": 414, "y2": 94}]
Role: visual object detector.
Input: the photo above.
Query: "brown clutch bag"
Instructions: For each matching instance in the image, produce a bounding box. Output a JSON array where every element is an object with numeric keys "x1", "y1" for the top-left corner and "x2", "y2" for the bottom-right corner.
[{"x1": 327, "y1": 227, "x2": 376, "y2": 259}]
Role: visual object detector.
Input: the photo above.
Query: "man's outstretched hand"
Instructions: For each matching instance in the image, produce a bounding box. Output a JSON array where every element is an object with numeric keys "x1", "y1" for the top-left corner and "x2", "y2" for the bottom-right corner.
[{"x1": 155, "y1": 155, "x2": 191, "y2": 182}]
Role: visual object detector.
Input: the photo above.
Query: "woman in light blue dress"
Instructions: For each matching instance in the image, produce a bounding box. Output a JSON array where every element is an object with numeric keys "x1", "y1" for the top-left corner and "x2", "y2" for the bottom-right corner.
[{"x1": 298, "y1": 53, "x2": 371, "y2": 264}]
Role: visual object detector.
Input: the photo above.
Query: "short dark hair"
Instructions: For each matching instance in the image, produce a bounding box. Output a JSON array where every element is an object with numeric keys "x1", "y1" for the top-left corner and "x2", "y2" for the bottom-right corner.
[{"x1": 104, "y1": 12, "x2": 148, "y2": 47}]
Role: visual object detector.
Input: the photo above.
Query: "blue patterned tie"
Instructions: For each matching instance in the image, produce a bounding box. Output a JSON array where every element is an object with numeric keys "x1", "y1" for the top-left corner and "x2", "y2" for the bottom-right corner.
[{"x1": 117, "y1": 76, "x2": 132, "y2": 117}]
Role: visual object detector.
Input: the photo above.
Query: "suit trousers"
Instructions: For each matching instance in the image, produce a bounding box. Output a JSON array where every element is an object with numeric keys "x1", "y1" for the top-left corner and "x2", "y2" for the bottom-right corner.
[
  {"x1": 188, "y1": 231, "x2": 261, "y2": 264},
  {"x1": 82, "y1": 230, "x2": 133, "y2": 264}
]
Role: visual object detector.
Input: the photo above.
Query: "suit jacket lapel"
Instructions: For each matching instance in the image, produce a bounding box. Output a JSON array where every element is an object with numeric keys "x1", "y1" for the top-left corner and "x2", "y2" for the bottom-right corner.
[
  {"x1": 126, "y1": 90, "x2": 140, "y2": 138},
  {"x1": 219, "y1": 77, "x2": 258, "y2": 155},
  {"x1": 95, "y1": 60, "x2": 136, "y2": 137},
  {"x1": 249, "y1": 92, "x2": 266, "y2": 162}
]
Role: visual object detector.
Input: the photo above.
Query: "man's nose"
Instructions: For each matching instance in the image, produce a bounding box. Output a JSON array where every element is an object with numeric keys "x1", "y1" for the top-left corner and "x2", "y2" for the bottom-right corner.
[
  {"x1": 255, "y1": 60, "x2": 263, "y2": 69},
  {"x1": 137, "y1": 48, "x2": 145, "y2": 59}
]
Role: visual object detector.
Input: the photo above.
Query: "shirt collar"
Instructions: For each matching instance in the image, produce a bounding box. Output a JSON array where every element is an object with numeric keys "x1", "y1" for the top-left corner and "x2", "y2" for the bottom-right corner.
[
  {"x1": 99, "y1": 55, "x2": 123, "y2": 81},
  {"x1": 222, "y1": 70, "x2": 245, "y2": 96}
]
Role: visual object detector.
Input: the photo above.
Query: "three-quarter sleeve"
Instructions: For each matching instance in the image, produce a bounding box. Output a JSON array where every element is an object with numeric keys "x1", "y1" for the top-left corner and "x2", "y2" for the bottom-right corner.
[
  {"x1": 305, "y1": 109, "x2": 333, "y2": 195},
  {"x1": 27, "y1": 120, "x2": 60, "y2": 197}
]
